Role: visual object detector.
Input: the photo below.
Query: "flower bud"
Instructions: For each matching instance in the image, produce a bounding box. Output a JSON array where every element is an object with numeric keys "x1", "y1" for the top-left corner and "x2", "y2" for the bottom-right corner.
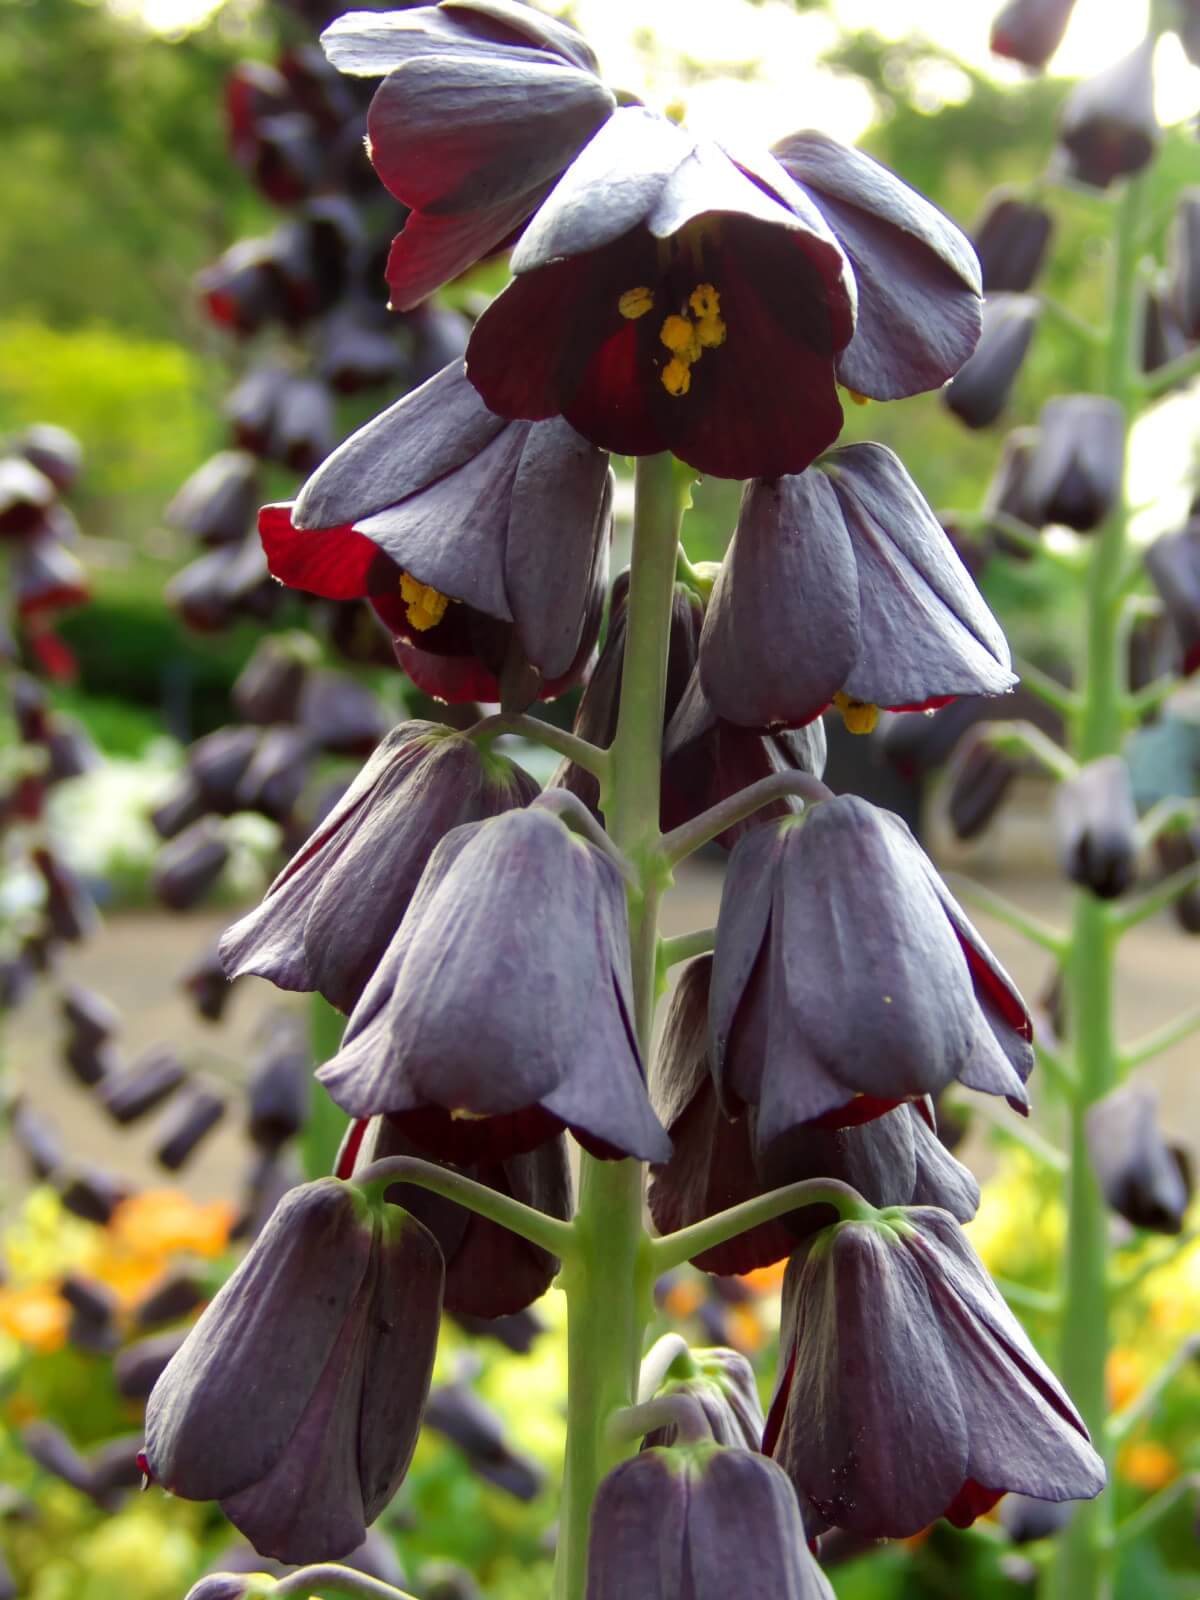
[
  {"x1": 167, "y1": 453, "x2": 259, "y2": 547},
  {"x1": 154, "y1": 1085, "x2": 227, "y2": 1170},
  {"x1": 1023, "y1": 396, "x2": 1123, "y2": 534},
  {"x1": 231, "y1": 638, "x2": 311, "y2": 725},
  {"x1": 990, "y1": 0, "x2": 1077, "y2": 68},
  {"x1": 153, "y1": 821, "x2": 230, "y2": 911},
  {"x1": 1086, "y1": 1085, "x2": 1191, "y2": 1234},
  {"x1": 142, "y1": 1178, "x2": 443, "y2": 1562},
  {"x1": 586, "y1": 1444, "x2": 834, "y2": 1600},
  {"x1": 972, "y1": 192, "x2": 1055, "y2": 292},
  {"x1": 943, "y1": 294, "x2": 1040, "y2": 429},
  {"x1": 1058, "y1": 40, "x2": 1159, "y2": 189},
  {"x1": 1054, "y1": 756, "x2": 1138, "y2": 900}
]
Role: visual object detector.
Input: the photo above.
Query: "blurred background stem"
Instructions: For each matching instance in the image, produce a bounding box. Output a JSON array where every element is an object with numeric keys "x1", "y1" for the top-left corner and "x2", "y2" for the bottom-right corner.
[
  {"x1": 1049, "y1": 166, "x2": 1148, "y2": 1600},
  {"x1": 552, "y1": 453, "x2": 688, "y2": 1600}
]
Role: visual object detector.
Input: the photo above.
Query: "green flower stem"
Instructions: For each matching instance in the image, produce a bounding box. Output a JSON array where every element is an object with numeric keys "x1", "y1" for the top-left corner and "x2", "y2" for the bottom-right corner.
[
  {"x1": 658, "y1": 926, "x2": 716, "y2": 973},
  {"x1": 303, "y1": 995, "x2": 350, "y2": 1181},
  {"x1": 972, "y1": 1094, "x2": 1068, "y2": 1172},
  {"x1": 466, "y1": 712, "x2": 611, "y2": 780},
  {"x1": 649, "y1": 1178, "x2": 877, "y2": 1275},
  {"x1": 354, "y1": 1156, "x2": 577, "y2": 1259},
  {"x1": 1012, "y1": 657, "x2": 1082, "y2": 717},
  {"x1": 660, "y1": 770, "x2": 832, "y2": 865},
  {"x1": 553, "y1": 453, "x2": 691, "y2": 1600},
  {"x1": 533, "y1": 790, "x2": 637, "y2": 883},
  {"x1": 1123, "y1": 674, "x2": 1177, "y2": 720},
  {"x1": 270, "y1": 1564, "x2": 418, "y2": 1600},
  {"x1": 1134, "y1": 796, "x2": 1200, "y2": 851},
  {"x1": 1035, "y1": 1038, "x2": 1079, "y2": 1099},
  {"x1": 1120, "y1": 1006, "x2": 1200, "y2": 1071},
  {"x1": 1107, "y1": 1336, "x2": 1200, "y2": 1444},
  {"x1": 1049, "y1": 165, "x2": 1149, "y2": 1600},
  {"x1": 1139, "y1": 340, "x2": 1200, "y2": 398},
  {"x1": 983, "y1": 720, "x2": 1079, "y2": 782},
  {"x1": 637, "y1": 1332, "x2": 693, "y2": 1400},
  {"x1": 944, "y1": 875, "x2": 1067, "y2": 956},
  {"x1": 606, "y1": 1394, "x2": 710, "y2": 1448},
  {"x1": 1109, "y1": 862, "x2": 1200, "y2": 933}
]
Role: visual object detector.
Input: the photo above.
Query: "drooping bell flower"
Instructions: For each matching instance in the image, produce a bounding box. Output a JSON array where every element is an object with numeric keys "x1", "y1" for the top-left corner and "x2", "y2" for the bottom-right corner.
[
  {"x1": 943, "y1": 293, "x2": 1040, "y2": 428},
  {"x1": 984, "y1": 425, "x2": 1042, "y2": 546},
  {"x1": 1145, "y1": 524, "x2": 1200, "y2": 675},
  {"x1": 153, "y1": 821, "x2": 230, "y2": 911},
  {"x1": 338, "y1": 1112, "x2": 572, "y2": 1316},
  {"x1": 1054, "y1": 755, "x2": 1138, "y2": 900},
  {"x1": 990, "y1": 0, "x2": 1078, "y2": 68},
  {"x1": 221, "y1": 722, "x2": 540, "y2": 1013},
  {"x1": 698, "y1": 444, "x2": 1014, "y2": 734},
  {"x1": 317, "y1": 805, "x2": 671, "y2": 1162},
  {"x1": 466, "y1": 108, "x2": 857, "y2": 482},
  {"x1": 99, "y1": 1047, "x2": 189, "y2": 1125},
  {"x1": 1156, "y1": 828, "x2": 1200, "y2": 935},
  {"x1": 661, "y1": 671, "x2": 829, "y2": 849},
  {"x1": 944, "y1": 728, "x2": 1020, "y2": 842},
  {"x1": 1022, "y1": 395, "x2": 1124, "y2": 534},
  {"x1": 1141, "y1": 281, "x2": 1190, "y2": 378},
  {"x1": 259, "y1": 361, "x2": 612, "y2": 707},
  {"x1": 1086, "y1": 1085, "x2": 1192, "y2": 1235},
  {"x1": 322, "y1": 0, "x2": 615, "y2": 311},
  {"x1": 648, "y1": 957, "x2": 979, "y2": 1274},
  {"x1": 764, "y1": 1208, "x2": 1105, "y2": 1538},
  {"x1": 246, "y1": 1017, "x2": 310, "y2": 1151},
  {"x1": 1166, "y1": 189, "x2": 1200, "y2": 340},
  {"x1": 710, "y1": 800, "x2": 1034, "y2": 1146},
  {"x1": 17, "y1": 425, "x2": 83, "y2": 495},
  {"x1": 586, "y1": 1443, "x2": 834, "y2": 1600},
  {"x1": 424, "y1": 1382, "x2": 543, "y2": 1501},
  {"x1": 154, "y1": 1085, "x2": 227, "y2": 1171},
  {"x1": 971, "y1": 191, "x2": 1054, "y2": 293},
  {"x1": 1181, "y1": 0, "x2": 1200, "y2": 68},
  {"x1": 0, "y1": 456, "x2": 55, "y2": 539},
  {"x1": 768, "y1": 130, "x2": 982, "y2": 400},
  {"x1": 141, "y1": 1177, "x2": 443, "y2": 1562},
  {"x1": 1058, "y1": 40, "x2": 1160, "y2": 190},
  {"x1": 167, "y1": 453, "x2": 259, "y2": 547}
]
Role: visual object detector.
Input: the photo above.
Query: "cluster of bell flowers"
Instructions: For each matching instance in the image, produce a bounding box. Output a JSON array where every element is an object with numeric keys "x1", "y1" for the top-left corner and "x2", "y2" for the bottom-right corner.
[{"x1": 140, "y1": 0, "x2": 1108, "y2": 1587}]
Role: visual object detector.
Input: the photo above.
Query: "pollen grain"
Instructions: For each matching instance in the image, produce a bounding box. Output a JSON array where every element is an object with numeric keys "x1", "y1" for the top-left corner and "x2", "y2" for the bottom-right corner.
[
  {"x1": 833, "y1": 691, "x2": 880, "y2": 735},
  {"x1": 400, "y1": 573, "x2": 450, "y2": 632},
  {"x1": 618, "y1": 286, "x2": 655, "y2": 320}
]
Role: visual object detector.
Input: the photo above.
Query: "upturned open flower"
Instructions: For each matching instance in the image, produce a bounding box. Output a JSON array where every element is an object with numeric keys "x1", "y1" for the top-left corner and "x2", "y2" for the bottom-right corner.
[
  {"x1": 587, "y1": 1444, "x2": 834, "y2": 1600},
  {"x1": 698, "y1": 444, "x2": 1014, "y2": 734},
  {"x1": 141, "y1": 1178, "x2": 443, "y2": 1562},
  {"x1": 990, "y1": 0, "x2": 1078, "y2": 68},
  {"x1": 318, "y1": 805, "x2": 670, "y2": 1162},
  {"x1": 338, "y1": 1114, "x2": 572, "y2": 1316},
  {"x1": 648, "y1": 956, "x2": 979, "y2": 1274},
  {"x1": 259, "y1": 361, "x2": 612, "y2": 706},
  {"x1": 466, "y1": 108, "x2": 858, "y2": 481},
  {"x1": 322, "y1": 1, "x2": 614, "y2": 311},
  {"x1": 1058, "y1": 40, "x2": 1160, "y2": 189},
  {"x1": 710, "y1": 799, "x2": 1034, "y2": 1145},
  {"x1": 221, "y1": 722, "x2": 540, "y2": 1013},
  {"x1": 764, "y1": 1208, "x2": 1105, "y2": 1538}
]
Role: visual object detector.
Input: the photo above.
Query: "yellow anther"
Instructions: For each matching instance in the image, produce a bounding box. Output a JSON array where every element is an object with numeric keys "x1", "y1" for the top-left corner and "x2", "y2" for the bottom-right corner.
[
  {"x1": 689, "y1": 284, "x2": 721, "y2": 320},
  {"x1": 400, "y1": 572, "x2": 450, "y2": 632},
  {"x1": 695, "y1": 314, "x2": 726, "y2": 349},
  {"x1": 661, "y1": 357, "x2": 692, "y2": 397},
  {"x1": 846, "y1": 389, "x2": 871, "y2": 407},
  {"x1": 659, "y1": 314, "x2": 701, "y2": 361},
  {"x1": 833, "y1": 691, "x2": 880, "y2": 735},
  {"x1": 664, "y1": 99, "x2": 686, "y2": 124},
  {"x1": 618, "y1": 286, "x2": 655, "y2": 320}
]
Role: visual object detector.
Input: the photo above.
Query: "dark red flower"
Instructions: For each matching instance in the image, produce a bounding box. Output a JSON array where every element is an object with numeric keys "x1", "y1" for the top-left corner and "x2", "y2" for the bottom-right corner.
[{"x1": 466, "y1": 108, "x2": 857, "y2": 481}]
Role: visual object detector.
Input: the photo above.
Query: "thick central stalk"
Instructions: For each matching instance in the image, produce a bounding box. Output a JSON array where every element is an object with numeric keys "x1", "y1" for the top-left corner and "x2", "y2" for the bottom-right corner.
[
  {"x1": 1048, "y1": 171, "x2": 1144, "y2": 1600},
  {"x1": 553, "y1": 454, "x2": 687, "y2": 1600}
]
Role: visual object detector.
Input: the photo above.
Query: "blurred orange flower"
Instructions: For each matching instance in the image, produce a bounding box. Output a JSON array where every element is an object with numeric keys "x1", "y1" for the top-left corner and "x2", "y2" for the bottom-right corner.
[
  {"x1": 0, "y1": 1284, "x2": 70, "y2": 1354},
  {"x1": 1119, "y1": 1440, "x2": 1176, "y2": 1492}
]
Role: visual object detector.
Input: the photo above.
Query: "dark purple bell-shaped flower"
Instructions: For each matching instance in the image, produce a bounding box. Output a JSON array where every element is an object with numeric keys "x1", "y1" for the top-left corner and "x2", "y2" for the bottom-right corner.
[
  {"x1": 1086, "y1": 1085, "x2": 1192, "y2": 1235},
  {"x1": 153, "y1": 821, "x2": 230, "y2": 911},
  {"x1": 18, "y1": 424, "x2": 83, "y2": 495},
  {"x1": 1023, "y1": 395, "x2": 1124, "y2": 534},
  {"x1": 944, "y1": 728, "x2": 1021, "y2": 842},
  {"x1": 944, "y1": 293, "x2": 1040, "y2": 428},
  {"x1": 1145, "y1": 523, "x2": 1200, "y2": 675},
  {"x1": 764, "y1": 1208, "x2": 1105, "y2": 1538},
  {"x1": 1054, "y1": 755, "x2": 1138, "y2": 900},
  {"x1": 698, "y1": 444, "x2": 1014, "y2": 734},
  {"x1": 323, "y1": 0, "x2": 614, "y2": 311},
  {"x1": 587, "y1": 1443, "x2": 834, "y2": 1600},
  {"x1": 338, "y1": 1112, "x2": 572, "y2": 1316},
  {"x1": 99, "y1": 1047, "x2": 189, "y2": 1125},
  {"x1": 990, "y1": 0, "x2": 1077, "y2": 68},
  {"x1": 768, "y1": 130, "x2": 981, "y2": 400},
  {"x1": 648, "y1": 956, "x2": 979, "y2": 1274},
  {"x1": 166, "y1": 453, "x2": 259, "y2": 547},
  {"x1": 154, "y1": 1085, "x2": 227, "y2": 1170},
  {"x1": 424, "y1": 1382, "x2": 544, "y2": 1501},
  {"x1": 259, "y1": 361, "x2": 612, "y2": 708},
  {"x1": 1059, "y1": 39, "x2": 1160, "y2": 189},
  {"x1": 141, "y1": 1177, "x2": 443, "y2": 1563},
  {"x1": 972, "y1": 191, "x2": 1054, "y2": 293},
  {"x1": 641, "y1": 1347, "x2": 765, "y2": 1452},
  {"x1": 221, "y1": 722, "x2": 540, "y2": 1014},
  {"x1": 710, "y1": 799, "x2": 1034, "y2": 1146},
  {"x1": 318, "y1": 805, "x2": 670, "y2": 1162}
]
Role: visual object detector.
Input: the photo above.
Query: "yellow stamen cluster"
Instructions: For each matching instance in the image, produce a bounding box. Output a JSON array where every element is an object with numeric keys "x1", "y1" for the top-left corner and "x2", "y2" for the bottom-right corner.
[
  {"x1": 618, "y1": 286, "x2": 655, "y2": 320},
  {"x1": 833, "y1": 691, "x2": 880, "y2": 735},
  {"x1": 400, "y1": 572, "x2": 450, "y2": 632},
  {"x1": 846, "y1": 388, "x2": 871, "y2": 407},
  {"x1": 657, "y1": 283, "x2": 726, "y2": 398}
]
